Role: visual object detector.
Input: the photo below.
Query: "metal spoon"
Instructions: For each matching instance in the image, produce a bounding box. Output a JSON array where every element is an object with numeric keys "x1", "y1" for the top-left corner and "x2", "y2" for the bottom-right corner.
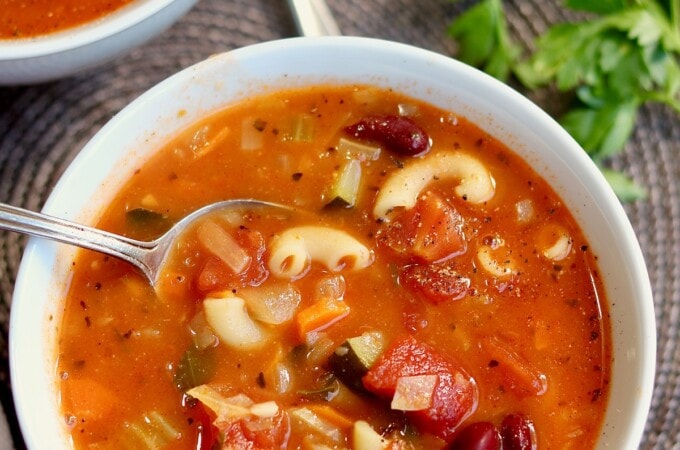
[
  {"x1": 0, "y1": 199, "x2": 290, "y2": 287},
  {"x1": 287, "y1": 0, "x2": 341, "y2": 37}
]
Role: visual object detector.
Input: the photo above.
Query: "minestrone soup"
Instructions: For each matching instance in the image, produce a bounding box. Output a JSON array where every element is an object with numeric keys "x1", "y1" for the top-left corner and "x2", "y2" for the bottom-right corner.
[
  {"x1": 57, "y1": 85, "x2": 611, "y2": 449},
  {"x1": 0, "y1": 0, "x2": 134, "y2": 39}
]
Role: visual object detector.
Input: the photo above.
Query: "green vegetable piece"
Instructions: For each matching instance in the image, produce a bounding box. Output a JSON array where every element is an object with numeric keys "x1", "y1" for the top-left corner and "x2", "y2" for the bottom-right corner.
[
  {"x1": 328, "y1": 331, "x2": 384, "y2": 391},
  {"x1": 125, "y1": 207, "x2": 170, "y2": 239},
  {"x1": 121, "y1": 411, "x2": 181, "y2": 450},
  {"x1": 600, "y1": 167, "x2": 647, "y2": 201},
  {"x1": 448, "y1": 0, "x2": 519, "y2": 81},
  {"x1": 174, "y1": 344, "x2": 217, "y2": 391},
  {"x1": 325, "y1": 159, "x2": 362, "y2": 208},
  {"x1": 565, "y1": 0, "x2": 627, "y2": 14}
]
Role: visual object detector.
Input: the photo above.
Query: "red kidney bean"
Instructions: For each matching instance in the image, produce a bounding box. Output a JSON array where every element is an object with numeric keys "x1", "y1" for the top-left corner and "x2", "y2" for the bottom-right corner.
[
  {"x1": 344, "y1": 115, "x2": 431, "y2": 156},
  {"x1": 500, "y1": 414, "x2": 536, "y2": 450},
  {"x1": 449, "y1": 422, "x2": 501, "y2": 450}
]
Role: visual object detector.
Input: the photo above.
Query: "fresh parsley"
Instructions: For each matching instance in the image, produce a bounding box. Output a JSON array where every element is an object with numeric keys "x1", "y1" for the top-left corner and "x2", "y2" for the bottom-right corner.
[{"x1": 448, "y1": 0, "x2": 680, "y2": 201}]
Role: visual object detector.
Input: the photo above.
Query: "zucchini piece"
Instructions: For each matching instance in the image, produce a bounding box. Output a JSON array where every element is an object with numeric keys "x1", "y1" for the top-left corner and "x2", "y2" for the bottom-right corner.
[{"x1": 328, "y1": 331, "x2": 384, "y2": 391}]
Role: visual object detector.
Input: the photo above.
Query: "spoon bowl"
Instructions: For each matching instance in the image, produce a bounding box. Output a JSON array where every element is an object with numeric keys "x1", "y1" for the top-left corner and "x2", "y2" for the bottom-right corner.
[{"x1": 0, "y1": 199, "x2": 290, "y2": 288}]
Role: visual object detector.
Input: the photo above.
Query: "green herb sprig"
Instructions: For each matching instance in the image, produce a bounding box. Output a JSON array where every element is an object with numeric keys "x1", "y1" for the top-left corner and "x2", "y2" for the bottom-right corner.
[{"x1": 449, "y1": 0, "x2": 680, "y2": 201}]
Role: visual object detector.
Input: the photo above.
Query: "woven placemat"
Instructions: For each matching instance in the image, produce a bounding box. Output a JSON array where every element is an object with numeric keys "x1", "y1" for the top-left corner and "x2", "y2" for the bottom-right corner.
[{"x1": 0, "y1": 0, "x2": 678, "y2": 448}]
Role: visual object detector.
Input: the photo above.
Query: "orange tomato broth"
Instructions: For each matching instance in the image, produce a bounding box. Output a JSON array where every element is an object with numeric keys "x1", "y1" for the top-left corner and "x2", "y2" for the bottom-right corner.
[
  {"x1": 56, "y1": 85, "x2": 611, "y2": 449},
  {"x1": 0, "y1": 0, "x2": 134, "y2": 39}
]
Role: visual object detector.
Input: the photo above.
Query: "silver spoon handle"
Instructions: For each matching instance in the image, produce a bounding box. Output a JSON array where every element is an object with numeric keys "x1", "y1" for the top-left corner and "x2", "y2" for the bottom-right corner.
[
  {"x1": 287, "y1": 0, "x2": 341, "y2": 37},
  {"x1": 0, "y1": 202, "x2": 152, "y2": 275}
]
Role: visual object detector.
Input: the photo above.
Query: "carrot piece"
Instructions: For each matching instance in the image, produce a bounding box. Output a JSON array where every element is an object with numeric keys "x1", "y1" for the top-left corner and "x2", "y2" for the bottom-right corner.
[
  {"x1": 482, "y1": 336, "x2": 547, "y2": 397},
  {"x1": 62, "y1": 377, "x2": 120, "y2": 423},
  {"x1": 307, "y1": 404, "x2": 354, "y2": 429},
  {"x1": 296, "y1": 298, "x2": 350, "y2": 339}
]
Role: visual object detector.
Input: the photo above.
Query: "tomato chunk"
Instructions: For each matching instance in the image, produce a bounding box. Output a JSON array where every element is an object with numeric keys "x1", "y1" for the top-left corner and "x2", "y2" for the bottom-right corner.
[
  {"x1": 363, "y1": 336, "x2": 478, "y2": 442},
  {"x1": 377, "y1": 192, "x2": 466, "y2": 264},
  {"x1": 400, "y1": 261, "x2": 470, "y2": 304},
  {"x1": 197, "y1": 228, "x2": 268, "y2": 293},
  {"x1": 219, "y1": 409, "x2": 290, "y2": 450}
]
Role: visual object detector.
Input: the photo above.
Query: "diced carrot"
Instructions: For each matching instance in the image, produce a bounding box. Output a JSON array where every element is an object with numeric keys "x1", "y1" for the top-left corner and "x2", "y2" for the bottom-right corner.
[
  {"x1": 62, "y1": 377, "x2": 120, "y2": 423},
  {"x1": 295, "y1": 298, "x2": 350, "y2": 339},
  {"x1": 307, "y1": 404, "x2": 354, "y2": 429},
  {"x1": 482, "y1": 336, "x2": 547, "y2": 397}
]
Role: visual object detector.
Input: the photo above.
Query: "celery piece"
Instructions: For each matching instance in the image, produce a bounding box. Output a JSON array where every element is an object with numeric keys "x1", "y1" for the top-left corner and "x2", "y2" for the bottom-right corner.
[
  {"x1": 337, "y1": 137, "x2": 381, "y2": 161},
  {"x1": 325, "y1": 159, "x2": 362, "y2": 208},
  {"x1": 281, "y1": 113, "x2": 315, "y2": 142},
  {"x1": 122, "y1": 411, "x2": 181, "y2": 449}
]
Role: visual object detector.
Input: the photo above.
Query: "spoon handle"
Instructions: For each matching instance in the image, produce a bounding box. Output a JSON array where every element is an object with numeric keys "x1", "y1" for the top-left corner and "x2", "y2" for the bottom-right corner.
[
  {"x1": 0, "y1": 202, "x2": 154, "y2": 277},
  {"x1": 287, "y1": 0, "x2": 341, "y2": 37}
]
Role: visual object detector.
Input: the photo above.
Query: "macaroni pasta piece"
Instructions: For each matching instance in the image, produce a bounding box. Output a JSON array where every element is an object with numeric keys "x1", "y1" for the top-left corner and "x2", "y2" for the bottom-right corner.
[
  {"x1": 373, "y1": 150, "x2": 496, "y2": 219},
  {"x1": 268, "y1": 226, "x2": 374, "y2": 279}
]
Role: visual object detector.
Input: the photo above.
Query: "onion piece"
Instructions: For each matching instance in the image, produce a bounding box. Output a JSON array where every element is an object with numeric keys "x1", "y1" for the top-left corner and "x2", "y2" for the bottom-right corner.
[
  {"x1": 515, "y1": 198, "x2": 535, "y2": 224},
  {"x1": 196, "y1": 219, "x2": 251, "y2": 274},
  {"x1": 240, "y1": 283, "x2": 301, "y2": 325},
  {"x1": 290, "y1": 407, "x2": 344, "y2": 443},
  {"x1": 241, "y1": 116, "x2": 265, "y2": 151},
  {"x1": 391, "y1": 374, "x2": 438, "y2": 411},
  {"x1": 337, "y1": 138, "x2": 381, "y2": 161}
]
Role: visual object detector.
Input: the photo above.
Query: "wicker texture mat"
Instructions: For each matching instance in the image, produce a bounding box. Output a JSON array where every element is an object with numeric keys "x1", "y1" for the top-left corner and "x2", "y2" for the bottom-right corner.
[{"x1": 0, "y1": 0, "x2": 678, "y2": 448}]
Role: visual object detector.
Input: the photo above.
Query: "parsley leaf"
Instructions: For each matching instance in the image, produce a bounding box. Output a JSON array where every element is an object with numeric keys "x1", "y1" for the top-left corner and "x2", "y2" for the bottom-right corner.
[
  {"x1": 448, "y1": 0, "x2": 680, "y2": 201},
  {"x1": 448, "y1": 0, "x2": 519, "y2": 81}
]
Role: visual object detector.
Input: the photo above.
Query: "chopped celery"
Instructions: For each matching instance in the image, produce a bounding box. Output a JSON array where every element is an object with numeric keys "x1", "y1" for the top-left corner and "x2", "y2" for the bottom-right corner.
[
  {"x1": 281, "y1": 113, "x2": 315, "y2": 142},
  {"x1": 326, "y1": 159, "x2": 362, "y2": 208},
  {"x1": 337, "y1": 137, "x2": 381, "y2": 161},
  {"x1": 121, "y1": 411, "x2": 181, "y2": 449}
]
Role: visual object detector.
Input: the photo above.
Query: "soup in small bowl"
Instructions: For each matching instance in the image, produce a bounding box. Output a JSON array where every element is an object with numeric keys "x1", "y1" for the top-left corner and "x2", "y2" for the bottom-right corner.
[
  {"x1": 9, "y1": 37, "x2": 655, "y2": 449},
  {"x1": 0, "y1": 0, "x2": 196, "y2": 85}
]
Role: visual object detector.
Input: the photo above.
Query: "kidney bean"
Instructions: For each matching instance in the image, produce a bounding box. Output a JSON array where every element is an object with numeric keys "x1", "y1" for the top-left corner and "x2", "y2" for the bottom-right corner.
[
  {"x1": 344, "y1": 115, "x2": 431, "y2": 156},
  {"x1": 449, "y1": 422, "x2": 501, "y2": 450},
  {"x1": 500, "y1": 414, "x2": 536, "y2": 450}
]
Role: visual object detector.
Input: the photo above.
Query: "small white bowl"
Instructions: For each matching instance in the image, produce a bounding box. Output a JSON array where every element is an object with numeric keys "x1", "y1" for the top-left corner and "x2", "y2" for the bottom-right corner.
[
  {"x1": 0, "y1": 0, "x2": 197, "y2": 85},
  {"x1": 9, "y1": 37, "x2": 656, "y2": 448}
]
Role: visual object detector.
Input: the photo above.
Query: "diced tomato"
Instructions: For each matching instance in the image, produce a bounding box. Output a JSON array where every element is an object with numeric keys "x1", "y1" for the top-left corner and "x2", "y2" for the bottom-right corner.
[
  {"x1": 196, "y1": 228, "x2": 268, "y2": 293},
  {"x1": 363, "y1": 336, "x2": 478, "y2": 442},
  {"x1": 400, "y1": 261, "x2": 470, "y2": 304},
  {"x1": 377, "y1": 191, "x2": 466, "y2": 263},
  {"x1": 219, "y1": 410, "x2": 290, "y2": 450},
  {"x1": 188, "y1": 403, "x2": 218, "y2": 450}
]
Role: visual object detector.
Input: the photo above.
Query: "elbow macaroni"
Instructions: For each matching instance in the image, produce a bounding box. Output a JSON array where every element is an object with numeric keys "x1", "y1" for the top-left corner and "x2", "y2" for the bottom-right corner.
[
  {"x1": 268, "y1": 226, "x2": 374, "y2": 279},
  {"x1": 476, "y1": 244, "x2": 517, "y2": 278},
  {"x1": 373, "y1": 150, "x2": 496, "y2": 219},
  {"x1": 203, "y1": 294, "x2": 267, "y2": 350},
  {"x1": 541, "y1": 226, "x2": 573, "y2": 261}
]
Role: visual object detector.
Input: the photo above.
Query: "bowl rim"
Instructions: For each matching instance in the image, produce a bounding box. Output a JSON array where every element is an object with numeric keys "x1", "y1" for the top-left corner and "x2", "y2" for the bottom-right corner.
[
  {"x1": 8, "y1": 36, "x2": 657, "y2": 449},
  {"x1": 0, "y1": 0, "x2": 181, "y2": 59}
]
